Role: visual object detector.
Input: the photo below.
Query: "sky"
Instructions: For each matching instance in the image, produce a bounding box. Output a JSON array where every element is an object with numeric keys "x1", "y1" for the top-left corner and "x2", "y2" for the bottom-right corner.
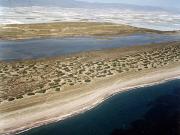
[{"x1": 78, "y1": 0, "x2": 180, "y2": 9}]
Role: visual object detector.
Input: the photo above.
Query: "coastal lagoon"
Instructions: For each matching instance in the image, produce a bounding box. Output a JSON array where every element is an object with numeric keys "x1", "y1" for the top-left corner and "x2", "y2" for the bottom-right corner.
[
  {"x1": 1, "y1": 1, "x2": 180, "y2": 135},
  {"x1": 19, "y1": 79, "x2": 180, "y2": 135},
  {"x1": 0, "y1": 33, "x2": 180, "y2": 61}
]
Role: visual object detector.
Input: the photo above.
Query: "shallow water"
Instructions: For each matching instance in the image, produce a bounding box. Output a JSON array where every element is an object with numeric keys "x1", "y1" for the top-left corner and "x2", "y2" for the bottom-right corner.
[
  {"x1": 19, "y1": 79, "x2": 180, "y2": 135},
  {"x1": 0, "y1": 34, "x2": 180, "y2": 61}
]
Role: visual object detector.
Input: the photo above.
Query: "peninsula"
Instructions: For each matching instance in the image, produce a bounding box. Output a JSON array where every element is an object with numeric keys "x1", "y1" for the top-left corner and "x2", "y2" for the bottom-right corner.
[
  {"x1": 0, "y1": 41, "x2": 180, "y2": 135},
  {"x1": 0, "y1": 22, "x2": 177, "y2": 41}
]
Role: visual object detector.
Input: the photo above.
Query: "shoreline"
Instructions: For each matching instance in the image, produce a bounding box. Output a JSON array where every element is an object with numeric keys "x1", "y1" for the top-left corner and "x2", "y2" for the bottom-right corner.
[
  {"x1": 17, "y1": 74, "x2": 180, "y2": 135},
  {"x1": 1, "y1": 65, "x2": 180, "y2": 135},
  {"x1": 0, "y1": 22, "x2": 178, "y2": 41},
  {"x1": 0, "y1": 32, "x2": 176, "y2": 42}
]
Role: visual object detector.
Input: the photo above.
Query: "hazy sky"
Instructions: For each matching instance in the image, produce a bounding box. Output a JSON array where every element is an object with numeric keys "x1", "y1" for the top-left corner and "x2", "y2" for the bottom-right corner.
[{"x1": 78, "y1": 0, "x2": 180, "y2": 9}]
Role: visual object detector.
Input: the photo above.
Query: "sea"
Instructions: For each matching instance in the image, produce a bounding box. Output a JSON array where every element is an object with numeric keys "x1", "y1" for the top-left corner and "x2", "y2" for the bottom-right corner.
[{"x1": 19, "y1": 79, "x2": 180, "y2": 135}]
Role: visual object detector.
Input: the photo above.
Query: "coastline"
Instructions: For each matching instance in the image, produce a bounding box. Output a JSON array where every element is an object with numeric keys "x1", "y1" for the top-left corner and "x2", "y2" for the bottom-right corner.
[
  {"x1": 18, "y1": 74, "x2": 180, "y2": 135},
  {"x1": 1, "y1": 65, "x2": 180, "y2": 135},
  {"x1": 0, "y1": 41, "x2": 180, "y2": 135},
  {"x1": 17, "y1": 76, "x2": 180, "y2": 135}
]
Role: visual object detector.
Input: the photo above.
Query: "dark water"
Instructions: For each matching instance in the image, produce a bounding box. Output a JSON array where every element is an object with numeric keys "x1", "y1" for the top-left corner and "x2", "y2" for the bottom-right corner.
[
  {"x1": 20, "y1": 79, "x2": 180, "y2": 135},
  {"x1": 1, "y1": 34, "x2": 180, "y2": 61}
]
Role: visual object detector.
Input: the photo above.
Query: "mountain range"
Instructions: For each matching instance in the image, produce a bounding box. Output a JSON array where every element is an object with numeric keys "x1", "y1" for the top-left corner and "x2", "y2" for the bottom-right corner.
[{"x1": 0, "y1": 0, "x2": 167, "y2": 9}]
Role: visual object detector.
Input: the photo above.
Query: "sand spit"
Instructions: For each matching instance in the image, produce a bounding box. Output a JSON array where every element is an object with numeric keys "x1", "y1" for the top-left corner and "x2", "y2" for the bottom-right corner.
[
  {"x1": 0, "y1": 41, "x2": 180, "y2": 135},
  {"x1": 0, "y1": 22, "x2": 176, "y2": 41}
]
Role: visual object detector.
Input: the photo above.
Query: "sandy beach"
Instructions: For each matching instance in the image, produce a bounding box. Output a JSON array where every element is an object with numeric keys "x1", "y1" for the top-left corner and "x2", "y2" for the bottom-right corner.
[
  {"x1": 0, "y1": 64, "x2": 180, "y2": 135},
  {"x1": 0, "y1": 41, "x2": 180, "y2": 135}
]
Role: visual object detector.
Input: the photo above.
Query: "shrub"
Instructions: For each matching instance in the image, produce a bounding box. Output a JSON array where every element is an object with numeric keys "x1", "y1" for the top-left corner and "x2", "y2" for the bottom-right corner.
[
  {"x1": 39, "y1": 84, "x2": 44, "y2": 89},
  {"x1": 22, "y1": 70, "x2": 27, "y2": 74},
  {"x1": 27, "y1": 92, "x2": 35, "y2": 96},
  {"x1": 36, "y1": 90, "x2": 46, "y2": 94},
  {"x1": 55, "y1": 88, "x2": 60, "y2": 91},
  {"x1": 85, "y1": 79, "x2": 91, "y2": 83},
  {"x1": 70, "y1": 83, "x2": 74, "y2": 86},
  {"x1": 8, "y1": 97, "x2": 15, "y2": 101},
  {"x1": 16, "y1": 95, "x2": 23, "y2": 99}
]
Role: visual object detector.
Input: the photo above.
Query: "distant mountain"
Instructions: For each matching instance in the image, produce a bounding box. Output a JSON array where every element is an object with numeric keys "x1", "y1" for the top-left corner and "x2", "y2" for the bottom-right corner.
[
  {"x1": 0, "y1": 0, "x2": 177, "y2": 12},
  {"x1": 0, "y1": 0, "x2": 79, "y2": 7}
]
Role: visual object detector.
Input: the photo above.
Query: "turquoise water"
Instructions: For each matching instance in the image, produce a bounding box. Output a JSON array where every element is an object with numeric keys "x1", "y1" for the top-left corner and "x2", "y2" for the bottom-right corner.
[
  {"x1": 1, "y1": 34, "x2": 180, "y2": 61},
  {"x1": 19, "y1": 79, "x2": 180, "y2": 135}
]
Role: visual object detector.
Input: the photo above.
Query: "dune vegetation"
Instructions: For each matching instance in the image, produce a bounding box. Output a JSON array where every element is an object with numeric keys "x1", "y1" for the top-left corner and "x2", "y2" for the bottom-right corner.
[{"x1": 0, "y1": 41, "x2": 180, "y2": 103}]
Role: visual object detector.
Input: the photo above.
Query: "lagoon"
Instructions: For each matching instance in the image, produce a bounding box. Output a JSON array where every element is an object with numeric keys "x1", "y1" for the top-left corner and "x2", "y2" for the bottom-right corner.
[{"x1": 0, "y1": 33, "x2": 180, "y2": 61}]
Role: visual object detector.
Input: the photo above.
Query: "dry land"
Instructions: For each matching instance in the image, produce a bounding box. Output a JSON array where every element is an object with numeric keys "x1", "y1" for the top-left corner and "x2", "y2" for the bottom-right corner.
[
  {"x1": 0, "y1": 22, "x2": 177, "y2": 40},
  {"x1": 0, "y1": 41, "x2": 180, "y2": 135}
]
